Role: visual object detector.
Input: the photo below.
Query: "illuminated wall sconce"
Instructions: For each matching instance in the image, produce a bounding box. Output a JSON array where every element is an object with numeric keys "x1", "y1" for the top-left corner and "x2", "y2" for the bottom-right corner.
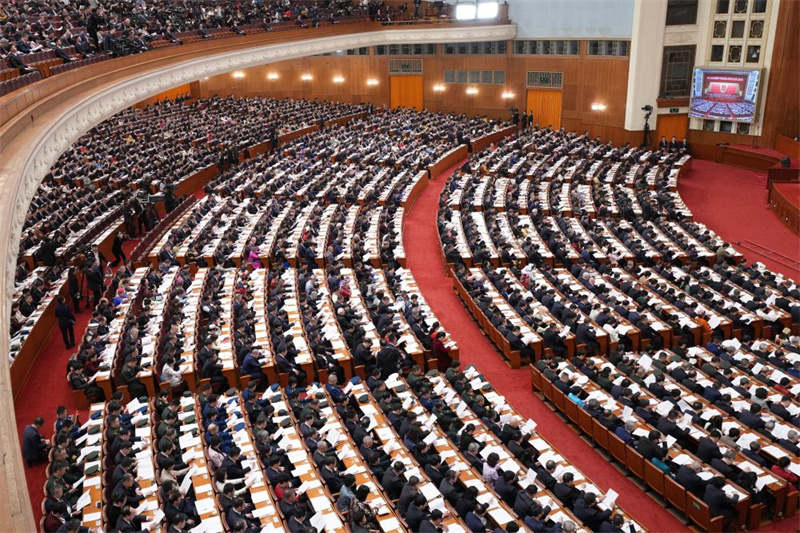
[
  {"x1": 433, "y1": 84, "x2": 446, "y2": 92},
  {"x1": 232, "y1": 71, "x2": 245, "y2": 79},
  {"x1": 366, "y1": 79, "x2": 379, "y2": 86},
  {"x1": 466, "y1": 87, "x2": 479, "y2": 95},
  {"x1": 301, "y1": 73, "x2": 313, "y2": 81},
  {"x1": 591, "y1": 103, "x2": 607, "y2": 111},
  {"x1": 267, "y1": 72, "x2": 279, "y2": 80},
  {"x1": 332, "y1": 76, "x2": 345, "y2": 84},
  {"x1": 501, "y1": 91, "x2": 515, "y2": 99}
]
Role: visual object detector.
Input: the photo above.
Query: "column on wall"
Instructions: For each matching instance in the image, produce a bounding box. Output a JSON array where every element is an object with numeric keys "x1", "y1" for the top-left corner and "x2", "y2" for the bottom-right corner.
[{"x1": 624, "y1": 0, "x2": 669, "y2": 133}]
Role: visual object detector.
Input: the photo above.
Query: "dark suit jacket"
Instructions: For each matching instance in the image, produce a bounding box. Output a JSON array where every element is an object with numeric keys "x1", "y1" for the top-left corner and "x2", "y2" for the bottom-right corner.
[
  {"x1": 676, "y1": 466, "x2": 707, "y2": 497},
  {"x1": 703, "y1": 484, "x2": 737, "y2": 517}
]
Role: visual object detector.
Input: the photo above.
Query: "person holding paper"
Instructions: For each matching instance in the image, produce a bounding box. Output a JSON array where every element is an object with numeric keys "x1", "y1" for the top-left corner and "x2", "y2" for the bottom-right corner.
[
  {"x1": 166, "y1": 512, "x2": 189, "y2": 533},
  {"x1": 636, "y1": 431, "x2": 669, "y2": 474},
  {"x1": 465, "y1": 502, "x2": 489, "y2": 532},
  {"x1": 406, "y1": 493, "x2": 430, "y2": 530},
  {"x1": 349, "y1": 486, "x2": 381, "y2": 529},
  {"x1": 598, "y1": 513, "x2": 627, "y2": 533},
  {"x1": 112, "y1": 473, "x2": 145, "y2": 508},
  {"x1": 676, "y1": 462, "x2": 708, "y2": 498},
  {"x1": 22, "y1": 417, "x2": 51, "y2": 466},
  {"x1": 115, "y1": 505, "x2": 147, "y2": 532},
  {"x1": 703, "y1": 476, "x2": 738, "y2": 528},
  {"x1": 47, "y1": 461, "x2": 81, "y2": 506},
  {"x1": 226, "y1": 497, "x2": 260, "y2": 532},
  {"x1": 574, "y1": 492, "x2": 613, "y2": 531}
]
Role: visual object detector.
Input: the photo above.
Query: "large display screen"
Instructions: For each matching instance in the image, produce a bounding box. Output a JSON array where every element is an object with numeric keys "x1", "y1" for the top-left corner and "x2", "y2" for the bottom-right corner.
[{"x1": 689, "y1": 68, "x2": 762, "y2": 122}]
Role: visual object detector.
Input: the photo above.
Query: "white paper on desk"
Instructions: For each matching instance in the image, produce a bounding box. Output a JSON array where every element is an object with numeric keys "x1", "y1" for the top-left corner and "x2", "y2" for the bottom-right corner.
[
  {"x1": 182, "y1": 449, "x2": 196, "y2": 463},
  {"x1": 419, "y1": 482, "x2": 440, "y2": 501},
  {"x1": 308, "y1": 512, "x2": 326, "y2": 532},
  {"x1": 787, "y1": 462, "x2": 800, "y2": 476},
  {"x1": 83, "y1": 511, "x2": 101, "y2": 522},
  {"x1": 379, "y1": 517, "x2": 401, "y2": 532},
  {"x1": 179, "y1": 465, "x2": 199, "y2": 495},
  {"x1": 756, "y1": 475, "x2": 775, "y2": 491},
  {"x1": 446, "y1": 525, "x2": 467, "y2": 533},
  {"x1": 76, "y1": 490, "x2": 92, "y2": 512},
  {"x1": 602, "y1": 489, "x2": 619, "y2": 508},
  {"x1": 251, "y1": 490, "x2": 270, "y2": 504},
  {"x1": 677, "y1": 399, "x2": 691, "y2": 413},
  {"x1": 665, "y1": 435, "x2": 677, "y2": 449},
  {"x1": 127, "y1": 397, "x2": 142, "y2": 413},
  {"x1": 309, "y1": 495, "x2": 332, "y2": 512},
  {"x1": 521, "y1": 418, "x2": 537, "y2": 434},
  {"x1": 622, "y1": 406, "x2": 633, "y2": 420},
  {"x1": 487, "y1": 506, "x2": 514, "y2": 525},
  {"x1": 251, "y1": 506, "x2": 273, "y2": 519}
]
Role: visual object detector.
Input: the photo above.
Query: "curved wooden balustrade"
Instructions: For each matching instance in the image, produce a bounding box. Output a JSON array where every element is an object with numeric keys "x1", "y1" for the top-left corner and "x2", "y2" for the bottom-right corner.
[{"x1": 768, "y1": 181, "x2": 800, "y2": 235}]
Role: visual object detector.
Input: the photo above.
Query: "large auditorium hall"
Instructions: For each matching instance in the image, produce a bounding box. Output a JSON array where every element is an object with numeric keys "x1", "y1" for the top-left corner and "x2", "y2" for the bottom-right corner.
[{"x1": 1, "y1": 1, "x2": 799, "y2": 532}]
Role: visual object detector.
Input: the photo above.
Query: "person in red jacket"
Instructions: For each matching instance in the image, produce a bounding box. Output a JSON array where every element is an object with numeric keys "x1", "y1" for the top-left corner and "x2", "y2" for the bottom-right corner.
[
  {"x1": 432, "y1": 330, "x2": 452, "y2": 372},
  {"x1": 771, "y1": 457, "x2": 799, "y2": 488}
]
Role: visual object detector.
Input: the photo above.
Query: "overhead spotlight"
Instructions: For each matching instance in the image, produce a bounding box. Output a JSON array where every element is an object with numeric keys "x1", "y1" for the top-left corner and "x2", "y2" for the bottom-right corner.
[
  {"x1": 501, "y1": 91, "x2": 514, "y2": 99},
  {"x1": 477, "y1": 0, "x2": 499, "y2": 19},
  {"x1": 366, "y1": 79, "x2": 379, "y2": 86},
  {"x1": 301, "y1": 73, "x2": 313, "y2": 81},
  {"x1": 591, "y1": 103, "x2": 607, "y2": 111},
  {"x1": 267, "y1": 72, "x2": 279, "y2": 80},
  {"x1": 466, "y1": 87, "x2": 479, "y2": 95},
  {"x1": 433, "y1": 84, "x2": 446, "y2": 92},
  {"x1": 333, "y1": 76, "x2": 345, "y2": 84},
  {"x1": 455, "y1": 1, "x2": 477, "y2": 20},
  {"x1": 232, "y1": 71, "x2": 245, "y2": 79}
]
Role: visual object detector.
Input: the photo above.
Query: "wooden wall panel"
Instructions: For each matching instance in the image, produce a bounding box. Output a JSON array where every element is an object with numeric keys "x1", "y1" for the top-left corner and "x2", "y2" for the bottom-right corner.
[
  {"x1": 760, "y1": 0, "x2": 800, "y2": 149},
  {"x1": 656, "y1": 114, "x2": 689, "y2": 144},
  {"x1": 198, "y1": 45, "x2": 633, "y2": 143},
  {"x1": 686, "y1": 129, "x2": 757, "y2": 161}
]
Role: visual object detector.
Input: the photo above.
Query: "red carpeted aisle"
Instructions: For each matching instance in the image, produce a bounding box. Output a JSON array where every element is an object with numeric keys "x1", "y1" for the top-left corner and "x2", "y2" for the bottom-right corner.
[
  {"x1": 16, "y1": 238, "x2": 139, "y2": 522},
  {"x1": 403, "y1": 163, "x2": 800, "y2": 533},
  {"x1": 678, "y1": 160, "x2": 800, "y2": 279}
]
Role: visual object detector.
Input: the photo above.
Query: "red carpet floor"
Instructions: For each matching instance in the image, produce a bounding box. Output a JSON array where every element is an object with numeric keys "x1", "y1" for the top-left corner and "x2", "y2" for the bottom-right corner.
[
  {"x1": 404, "y1": 163, "x2": 800, "y2": 532},
  {"x1": 678, "y1": 160, "x2": 800, "y2": 280}
]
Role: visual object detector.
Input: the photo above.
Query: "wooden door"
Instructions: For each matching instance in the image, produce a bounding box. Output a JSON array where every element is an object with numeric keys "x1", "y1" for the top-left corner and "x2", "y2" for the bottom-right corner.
[
  {"x1": 390, "y1": 76, "x2": 423, "y2": 110},
  {"x1": 655, "y1": 113, "x2": 689, "y2": 145},
  {"x1": 526, "y1": 88, "x2": 562, "y2": 129}
]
